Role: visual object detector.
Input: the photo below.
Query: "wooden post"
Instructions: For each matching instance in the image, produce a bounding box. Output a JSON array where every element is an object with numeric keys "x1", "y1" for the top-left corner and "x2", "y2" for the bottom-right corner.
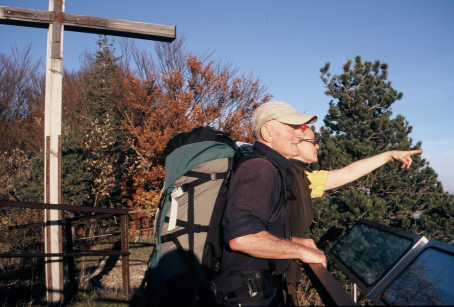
[
  {"x1": 1, "y1": 1, "x2": 175, "y2": 304},
  {"x1": 121, "y1": 215, "x2": 131, "y2": 294},
  {"x1": 43, "y1": 0, "x2": 64, "y2": 302}
]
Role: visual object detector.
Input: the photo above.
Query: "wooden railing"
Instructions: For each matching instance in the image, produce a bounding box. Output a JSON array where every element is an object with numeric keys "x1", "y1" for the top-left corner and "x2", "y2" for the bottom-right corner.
[
  {"x1": 0, "y1": 199, "x2": 131, "y2": 294},
  {"x1": 304, "y1": 263, "x2": 357, "y2": 306}
]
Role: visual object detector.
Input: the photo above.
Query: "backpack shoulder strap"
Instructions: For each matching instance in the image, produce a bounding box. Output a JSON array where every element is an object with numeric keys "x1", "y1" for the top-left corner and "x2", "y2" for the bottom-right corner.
[{"x1": 234, "y1": 152, "x2": 291, "y2": 227}]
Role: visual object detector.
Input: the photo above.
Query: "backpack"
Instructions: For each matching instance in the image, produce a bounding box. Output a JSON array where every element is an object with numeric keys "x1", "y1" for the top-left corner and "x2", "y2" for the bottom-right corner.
[{"x1": 145, "y1": 126, "x2": 287, "y2": 306}]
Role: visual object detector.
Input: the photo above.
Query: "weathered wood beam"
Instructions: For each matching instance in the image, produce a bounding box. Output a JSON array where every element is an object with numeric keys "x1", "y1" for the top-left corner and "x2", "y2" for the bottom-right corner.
[
  {"x1": 0, "y1": 5, "x2": 176, "y2": 42},
  {"x1": 304, "y1": 263, "x2": 358, "y2": 306}
]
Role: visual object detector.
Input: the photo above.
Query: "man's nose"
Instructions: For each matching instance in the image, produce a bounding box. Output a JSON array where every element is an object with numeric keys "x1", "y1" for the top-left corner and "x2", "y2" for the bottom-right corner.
[{"x1": 295, "y1": 128, "x2": 303, "y2": 138}]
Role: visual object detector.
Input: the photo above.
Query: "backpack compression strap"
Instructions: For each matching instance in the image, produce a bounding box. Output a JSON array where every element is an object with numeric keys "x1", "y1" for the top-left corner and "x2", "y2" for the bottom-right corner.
[{"x1": 160, "y1": 169, "x2": 230, "y2": 250}]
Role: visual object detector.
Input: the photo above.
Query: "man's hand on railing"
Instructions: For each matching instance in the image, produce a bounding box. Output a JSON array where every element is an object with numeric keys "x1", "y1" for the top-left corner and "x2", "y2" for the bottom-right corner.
[{"x1": 291, "y1": 237, "x2": 328, "y2": 268}]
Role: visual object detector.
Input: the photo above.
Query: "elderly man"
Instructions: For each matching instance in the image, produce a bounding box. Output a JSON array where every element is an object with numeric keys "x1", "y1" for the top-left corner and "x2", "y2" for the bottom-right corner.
[
  {"x1": 215, "y1": 101, "x2": 422, "y2": 306},
  {"x1": 215, "y1": 101, "x2": 326, "y2": 306}
]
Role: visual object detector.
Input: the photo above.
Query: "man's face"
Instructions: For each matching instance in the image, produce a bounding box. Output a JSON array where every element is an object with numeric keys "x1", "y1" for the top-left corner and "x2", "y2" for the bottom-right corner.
[
  {"x1": 267, "y1": 120, "x2": 303, "y2": 159},
  {"x1": 296, "y1": 129, "x2": 319, "y2": 163}
]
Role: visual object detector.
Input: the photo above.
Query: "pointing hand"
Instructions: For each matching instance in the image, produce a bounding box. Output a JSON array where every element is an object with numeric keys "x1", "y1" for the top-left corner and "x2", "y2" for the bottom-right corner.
[{"x1": 390, "y1": 149, "x2": 423, "y2": 169}]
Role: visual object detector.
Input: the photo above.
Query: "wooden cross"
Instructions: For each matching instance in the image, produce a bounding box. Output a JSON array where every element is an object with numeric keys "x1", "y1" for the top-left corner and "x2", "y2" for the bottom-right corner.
[{"x1": 0, "y1": 1, "x2": 175, "y2": 303}]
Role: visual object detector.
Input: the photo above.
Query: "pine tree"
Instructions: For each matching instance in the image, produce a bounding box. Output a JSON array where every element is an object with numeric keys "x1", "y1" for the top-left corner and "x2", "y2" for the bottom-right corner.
[
  {"x1": 65, "y1": 35, "x2": 127, "y2": 209},
  {"x1": 311, "y1": 56, "x2": 452, "y2": 245}
]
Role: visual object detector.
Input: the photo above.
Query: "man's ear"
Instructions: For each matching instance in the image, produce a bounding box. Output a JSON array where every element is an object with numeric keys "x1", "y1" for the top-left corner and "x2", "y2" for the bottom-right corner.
[{"x1": 260, "y1": 123, "x2": 272, "y2": 143}]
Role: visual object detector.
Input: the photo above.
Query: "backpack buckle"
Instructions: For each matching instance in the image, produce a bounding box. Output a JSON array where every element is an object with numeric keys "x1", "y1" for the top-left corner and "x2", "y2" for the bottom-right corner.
[
  {"x1": 245, "y1": 277, "x2": 258, "y2": 298},
  {"x1": 161, "y1": 233, "x2": 174, "y2": 243},
  {"x1": 223, "y1": 170, "x2": 232, "y2": 185}
]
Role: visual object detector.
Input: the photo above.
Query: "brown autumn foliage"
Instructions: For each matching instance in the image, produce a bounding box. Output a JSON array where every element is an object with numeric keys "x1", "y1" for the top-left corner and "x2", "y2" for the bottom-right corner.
[
  {"x1": 119, "y1": 52, "x2": 271, "y2": 230},
  {"x1": 0, "y1": 45, "x2": 44, "y2": 200}
]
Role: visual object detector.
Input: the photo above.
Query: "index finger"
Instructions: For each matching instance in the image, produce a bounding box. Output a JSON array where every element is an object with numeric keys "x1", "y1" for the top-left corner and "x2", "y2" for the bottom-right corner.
[{"x1": 407, "y1": 149, "x2": 423, "y2": 156}]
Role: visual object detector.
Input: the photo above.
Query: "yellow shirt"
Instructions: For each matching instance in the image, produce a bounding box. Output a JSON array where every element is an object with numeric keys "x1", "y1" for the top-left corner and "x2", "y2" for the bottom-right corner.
[{"x1": 306, "y1": 170, "x2": 329, "y2": 198}]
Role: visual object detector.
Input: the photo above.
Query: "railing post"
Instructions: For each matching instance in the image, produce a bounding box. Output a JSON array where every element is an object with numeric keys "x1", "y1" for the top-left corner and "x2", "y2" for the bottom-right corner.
[
  {"x1": 121, "y1": 214, "x2": 131, "y2": 294},
  {"x1": 65, "y1": 219, "x2": 76, "y2": 293}
]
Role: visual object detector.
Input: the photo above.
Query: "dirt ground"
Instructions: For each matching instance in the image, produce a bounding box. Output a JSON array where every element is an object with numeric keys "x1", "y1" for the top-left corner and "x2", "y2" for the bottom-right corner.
[
  {"x1": 72, "y1": 238, "x2": 154, "y2": 306},
  {"x1": 88, "y1": 238, "x2": 153, "y2": 287},
  {"x1": 85, "y1": 258, "x2": 148, "y2": 290}
]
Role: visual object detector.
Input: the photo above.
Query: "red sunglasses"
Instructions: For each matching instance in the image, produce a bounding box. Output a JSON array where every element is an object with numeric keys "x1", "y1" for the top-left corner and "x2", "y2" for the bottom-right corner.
[{"x1": 300, "y1": 124, "x2": 310, "y2": 132}]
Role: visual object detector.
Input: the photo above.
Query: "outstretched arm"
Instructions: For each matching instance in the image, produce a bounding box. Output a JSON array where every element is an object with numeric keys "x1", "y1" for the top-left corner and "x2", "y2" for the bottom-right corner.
[{"x1": 324, "y1": 149, "x2": 422, "y2": 191}]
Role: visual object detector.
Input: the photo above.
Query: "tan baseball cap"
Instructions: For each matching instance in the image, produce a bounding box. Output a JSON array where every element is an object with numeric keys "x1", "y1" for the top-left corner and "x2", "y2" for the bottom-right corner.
[{"x1": 251, "y1": 101, "x2": 317, "y2": 138}]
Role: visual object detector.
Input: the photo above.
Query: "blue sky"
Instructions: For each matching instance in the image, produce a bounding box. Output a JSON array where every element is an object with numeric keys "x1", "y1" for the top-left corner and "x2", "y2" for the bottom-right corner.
[{"x1": 1, "y1": 0, "x2": 453, "y2": 193}]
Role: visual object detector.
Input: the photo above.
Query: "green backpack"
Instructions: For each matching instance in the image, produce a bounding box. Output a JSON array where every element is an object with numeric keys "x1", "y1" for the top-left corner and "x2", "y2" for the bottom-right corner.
[{"x1": 145, "y1": 126, "x2": 287, "y2": 305}]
